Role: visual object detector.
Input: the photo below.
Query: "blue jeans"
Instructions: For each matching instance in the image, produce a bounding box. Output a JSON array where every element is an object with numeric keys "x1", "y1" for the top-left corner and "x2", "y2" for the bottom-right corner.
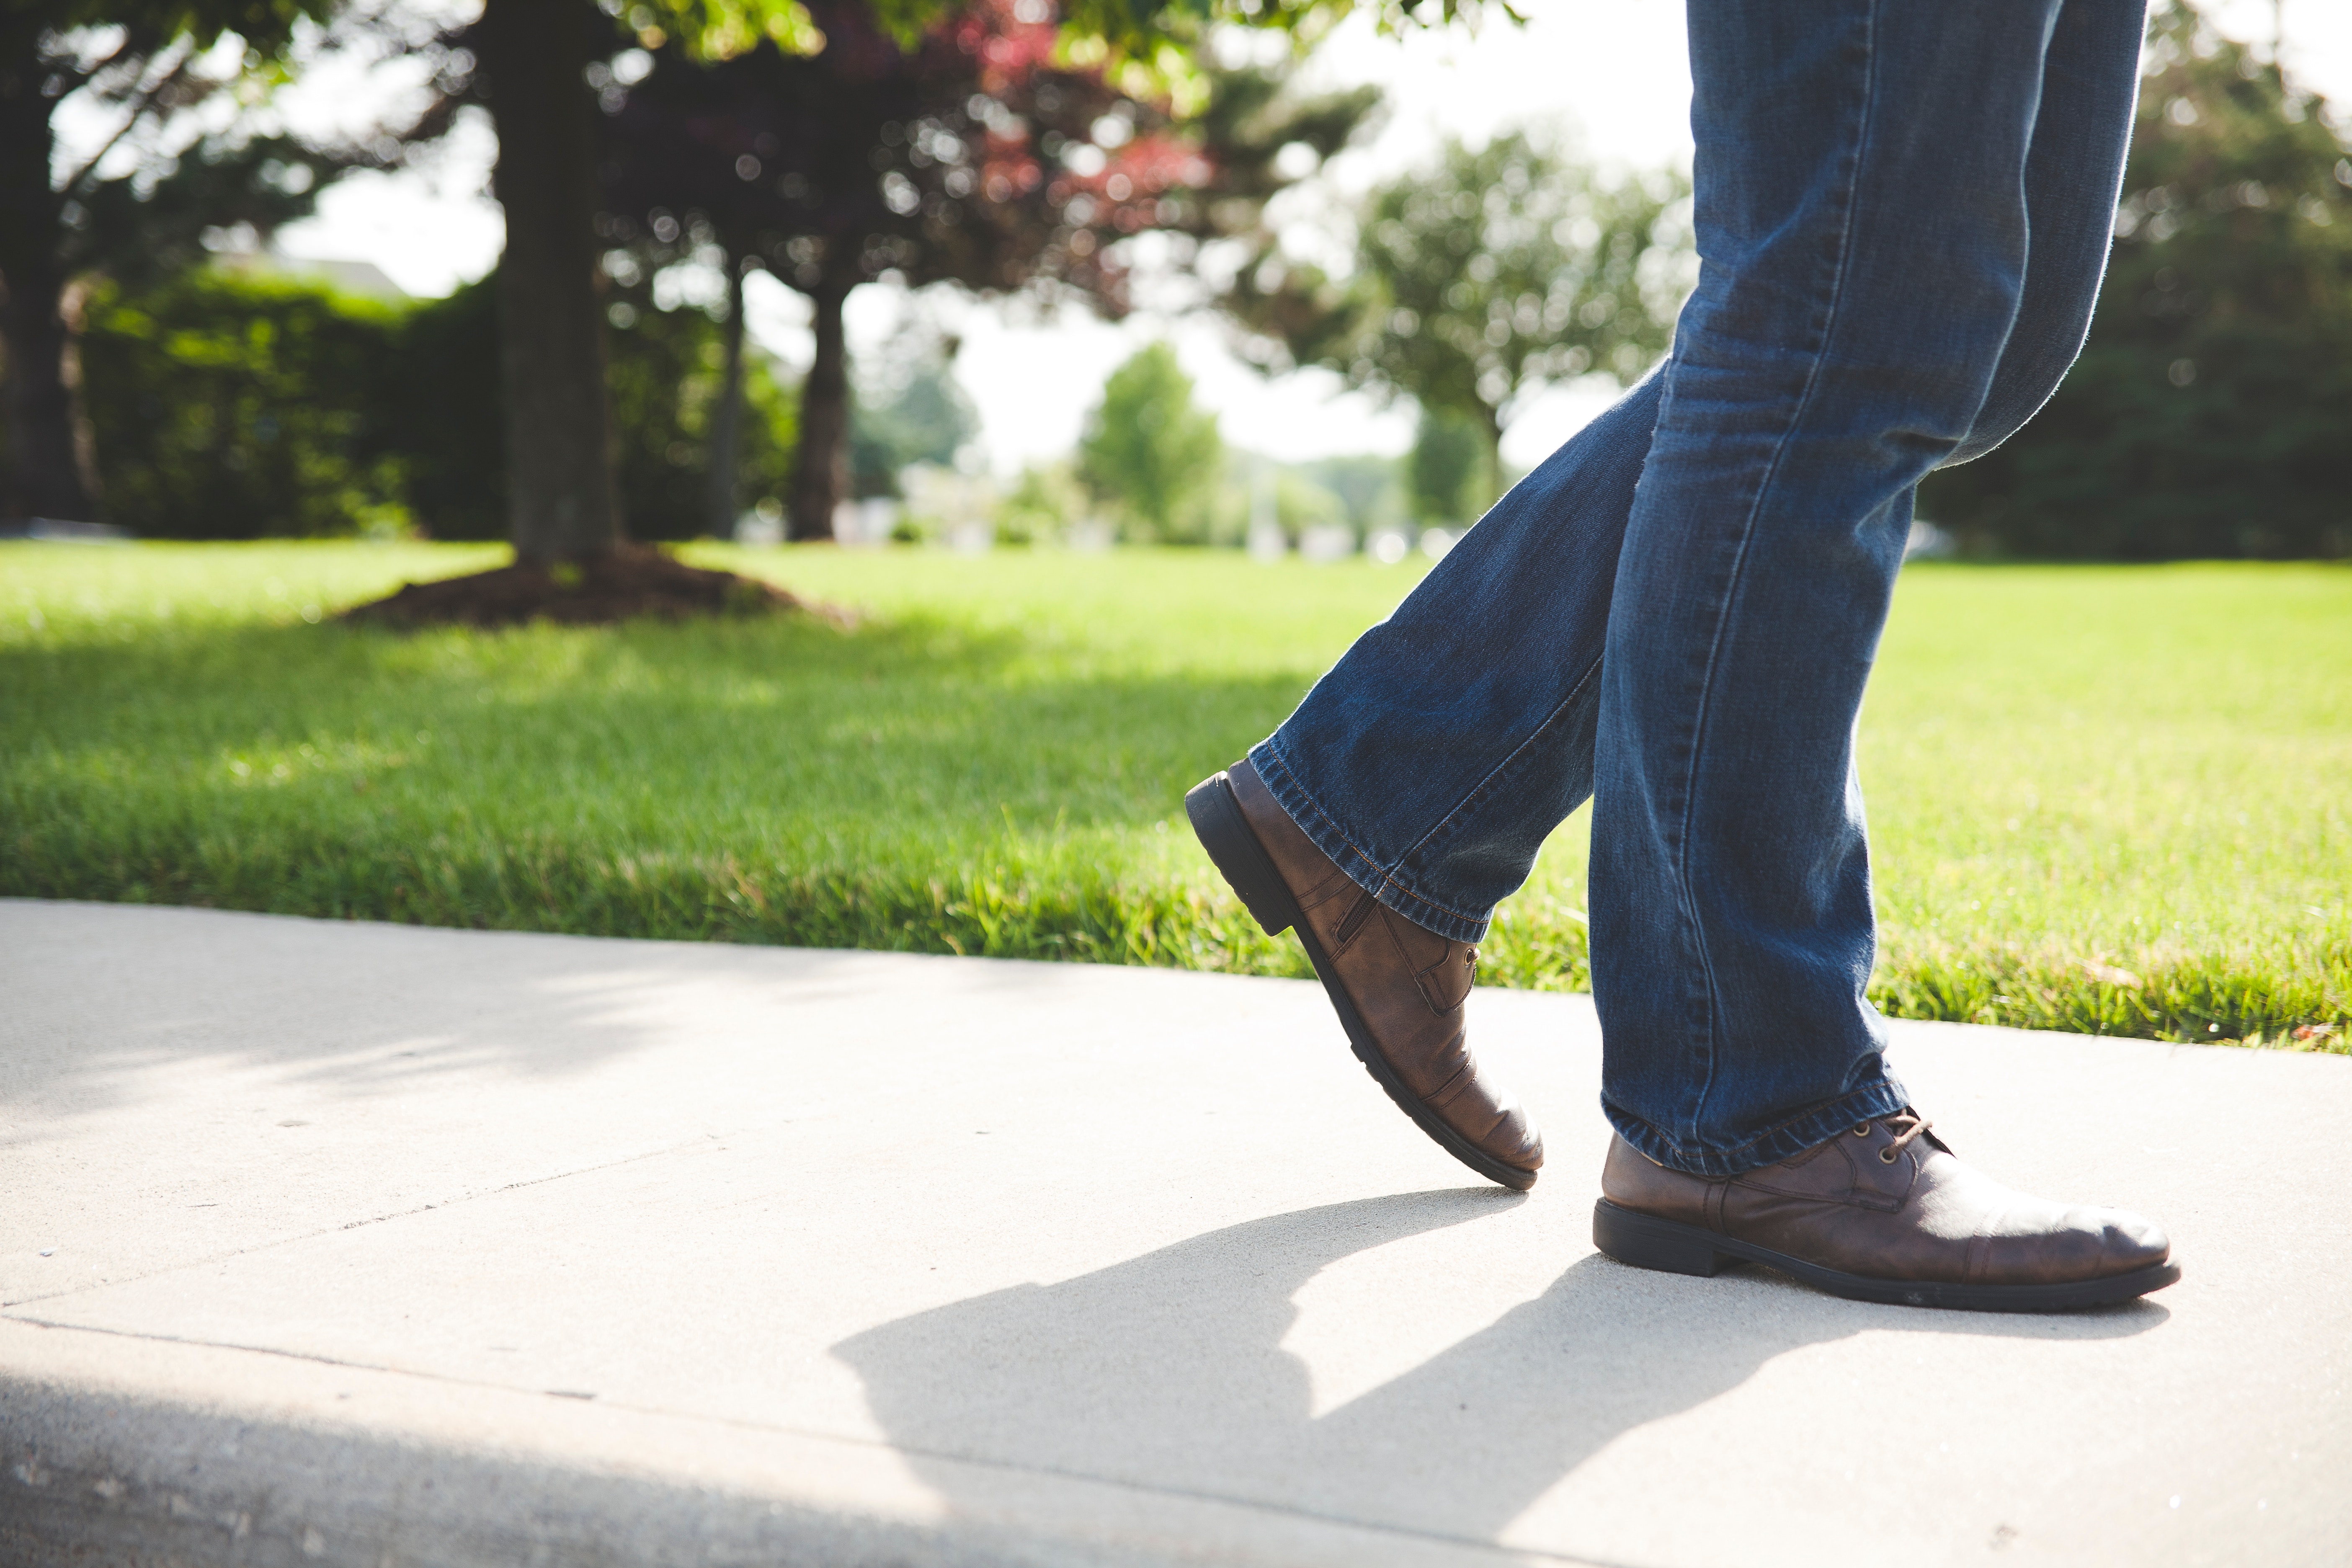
[{"x1": 1251, "y1": 0, "x2": 2146, "y2": 1176}]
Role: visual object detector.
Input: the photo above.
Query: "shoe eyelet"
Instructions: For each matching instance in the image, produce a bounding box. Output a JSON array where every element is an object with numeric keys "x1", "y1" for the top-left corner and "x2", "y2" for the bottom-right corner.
[
  {"x1": 1878, "y1": 1146, "x2": 1899, "y2": 1163},
  {"x1": 1852, "y1": 1123, "x2": 1873, "y2": 1137}
]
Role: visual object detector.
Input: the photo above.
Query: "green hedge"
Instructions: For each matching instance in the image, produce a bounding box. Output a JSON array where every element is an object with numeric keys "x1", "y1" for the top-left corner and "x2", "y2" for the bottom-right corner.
[
  {"x1": 77, "y1": 268, "x2": 796, "y2": 542},
  {"x1": 79, "y1": 274, "x2": 407, "y2": 539}
]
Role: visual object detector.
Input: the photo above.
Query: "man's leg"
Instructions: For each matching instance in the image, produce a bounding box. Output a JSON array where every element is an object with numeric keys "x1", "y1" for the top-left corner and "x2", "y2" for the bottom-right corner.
[
  {"x1": 1245, "y1": 372, "x2": 1661, "y2": 942},
  {"x1": 1189, "y1": 0, "x2": 2167, "y2": 1244},
  {"x1": 1591, "y1": 0, "x2": 2173, "y2": 1310},
  {"x1": 1951, "y1": 0, "x2": 2150, "y2": 466},
  {"x1": 1231, "y1": 0, "x2": 2144, "y2": 958},
  {"x1": 1184, "y1": 366, "x2": 1661, "y2": 1189},
  {"x1": 1591, "y1": 0, "x2": 2138, "y2": 1173}
]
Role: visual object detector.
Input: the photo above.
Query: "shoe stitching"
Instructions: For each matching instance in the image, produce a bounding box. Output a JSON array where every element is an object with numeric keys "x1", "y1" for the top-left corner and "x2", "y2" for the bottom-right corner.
[
  {"x1": 1385, "y1": 649, "x2": 1607, "y2": 896},
  {"x1": 1424, "y1": 1059, "x2": 1476, "y2": 1112},
  {"x1": 1333, "y1": 887, "x2": 1379, "y2": 949},
  {"x1": 1362, "y1": 910, "x2": 1443, "y2": 1016},
  {"x1": 1294, "y1": 864, "x2": 1358, "y2": 914},
  {"x1": 1964, "y1": 1227, "x2": 1991, "y2": 1287},
  {"x1": 1414, "y1": 950, "x2": 1472, "y2": 1014},
  {"x1": 1964, "y1": 1204, "x2": 2010, "y2": 1286}
]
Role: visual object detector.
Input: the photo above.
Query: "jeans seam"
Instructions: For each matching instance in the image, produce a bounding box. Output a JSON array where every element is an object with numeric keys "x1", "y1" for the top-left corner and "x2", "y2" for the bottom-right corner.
[
  {"x1": 1390, "y1": 651, "x2": 1607, "y2": 892},
  {"x1": 1263, "y1": 647, "x2": 1604, "y2": 938},
  {"x1": 1669, "y1": 0, "x2": 1880, "y2": 1147},
  {"x1": 1251, "y1": 744, "x2": 1485, "y2": 936}
]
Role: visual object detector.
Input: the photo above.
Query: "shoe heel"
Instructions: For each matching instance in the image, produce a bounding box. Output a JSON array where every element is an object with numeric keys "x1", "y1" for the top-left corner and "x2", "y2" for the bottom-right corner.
[
  {"x1": 1593, "y1": 1199, "x2": 1730, "y2": 1278},
  {"x1": 1184, "y1": 772, "x2": 1297, "y2": 936}
]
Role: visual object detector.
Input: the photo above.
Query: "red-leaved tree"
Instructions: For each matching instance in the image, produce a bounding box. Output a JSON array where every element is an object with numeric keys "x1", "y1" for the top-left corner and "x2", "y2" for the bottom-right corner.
[{"x1": 598, "y1": 0, "x2": 1369, "y2": 539}]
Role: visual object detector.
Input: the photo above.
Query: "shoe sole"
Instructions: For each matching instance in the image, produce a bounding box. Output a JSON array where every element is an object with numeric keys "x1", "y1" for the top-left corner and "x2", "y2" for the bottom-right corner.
[
  {"x1": 1186, "y1": 770, "x2": 1538, "y2": 1192},
  {"x1": 1592, "y1": 1197, "x2": 2182, "y2": 1312}
]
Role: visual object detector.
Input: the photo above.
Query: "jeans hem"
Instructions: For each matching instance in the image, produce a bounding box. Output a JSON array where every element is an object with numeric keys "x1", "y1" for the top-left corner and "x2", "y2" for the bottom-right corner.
[
  {"x1": 1246, "y1": 739, "x2": 1492, "y2": 946},
  {"x1": 1603, "y1": 1075, "x2": 1911, "y2": 1178}
]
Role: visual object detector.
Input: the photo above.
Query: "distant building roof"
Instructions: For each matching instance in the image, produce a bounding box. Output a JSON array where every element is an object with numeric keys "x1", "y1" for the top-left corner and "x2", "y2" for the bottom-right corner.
[{"x1": 211, "y1": 250, "x2": 410, "y2": 302}]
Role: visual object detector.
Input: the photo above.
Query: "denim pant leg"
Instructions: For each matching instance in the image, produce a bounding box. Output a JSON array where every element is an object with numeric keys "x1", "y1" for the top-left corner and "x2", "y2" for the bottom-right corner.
[
  {"x1": 1251, "y1": 370, "x2": 1663, "y2": 944},
  {"x1": 1253, "y1": 0, "x2": 2143, "y2": 1174},
  {"x1": 1952, "y1": 0, "x2": 2149, "y2": 468},
  {"x1": 1593, "y1": 0, "x2": 2146, "y2": 1176}
]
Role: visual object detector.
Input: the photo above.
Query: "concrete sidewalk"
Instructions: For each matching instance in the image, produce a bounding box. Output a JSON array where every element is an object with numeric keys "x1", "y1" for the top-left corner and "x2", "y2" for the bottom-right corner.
[{"x1": 1, "y1": 900, "x2": 2344, "y2": 1567}]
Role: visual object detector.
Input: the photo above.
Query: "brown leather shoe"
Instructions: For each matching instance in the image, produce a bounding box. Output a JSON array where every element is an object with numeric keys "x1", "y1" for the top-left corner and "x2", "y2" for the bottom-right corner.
[
  {"x1": 1594, "y1": 1111, "x2": 2179, "y2": 1310},
  {"x1": 1186, "y1": 760, "x2": 1542, "y2": 1190}
]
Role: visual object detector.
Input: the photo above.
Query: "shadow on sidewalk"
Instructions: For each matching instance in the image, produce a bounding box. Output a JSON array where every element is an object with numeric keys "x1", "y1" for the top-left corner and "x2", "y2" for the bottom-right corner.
[
  {"x1": 0, "y1": 901, "x2": 1024, "y2": 1122},
  {"x1": 834, "y1": 1187, "x2": 2166, "y2": 1549}
]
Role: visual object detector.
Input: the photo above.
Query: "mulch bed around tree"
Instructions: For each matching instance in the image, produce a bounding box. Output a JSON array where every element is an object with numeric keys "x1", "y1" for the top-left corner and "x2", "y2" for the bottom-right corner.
[{"x1": 343, "y1": 547, "x2": 846, "y2": 630}]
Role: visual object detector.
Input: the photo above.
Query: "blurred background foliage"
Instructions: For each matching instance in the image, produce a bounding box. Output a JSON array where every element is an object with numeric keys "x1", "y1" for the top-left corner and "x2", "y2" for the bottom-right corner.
[
  {"x1": 1223, "y1": 124, "x2": 1689, "y2": 490},
  {"x1": 76, "y1": 267, "x2": 802, "y2": 541},
  {"x1": 1406, "y1": 406, "x2": 1496, "y2": 526},
  {"x1": 0, "y1": 0, "x2": 367, "y2": 525},
  {"x1": 850, "y1": 348, "x2": 983, "y2": 500},
  {"x1": 1078, "y1": 340, "x2": 1224, "y2": 540},
  {"x1": 5, "y1": 0, "x2": 2348, "y2": 560},
  {"x1": 77, "y1": 272, "x2": 410, "y2": 541}
]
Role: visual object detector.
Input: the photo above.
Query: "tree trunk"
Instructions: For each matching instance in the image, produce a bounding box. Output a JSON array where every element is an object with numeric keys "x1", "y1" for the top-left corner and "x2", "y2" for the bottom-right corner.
[
  {"x1": 786, "y1": 273, "x2": 853, "y2": 542},
  {"x1": 0, "y1": 34, "x2": 96, "y2": 524},
  {"x1": 704, "y1": 258, "x2": 748, "y2": 540},
  {"x1": 0, "y1": 258, "x2": 95, "y2": 525},
  {"x1": 477, "y1": 0, "x2": 622, "y2": 563}
]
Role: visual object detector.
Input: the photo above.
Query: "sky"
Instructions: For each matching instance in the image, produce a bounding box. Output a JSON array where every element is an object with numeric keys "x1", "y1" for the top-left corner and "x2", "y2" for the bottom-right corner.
[{"x1": 130, "y1": 0, "x2": 2352, "y2": 474}]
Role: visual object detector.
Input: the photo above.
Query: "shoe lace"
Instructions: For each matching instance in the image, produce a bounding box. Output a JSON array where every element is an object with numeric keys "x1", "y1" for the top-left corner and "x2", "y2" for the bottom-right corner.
[{"x1": 1855, "y1": 1109, "x2": 1933, "y2": 1165}]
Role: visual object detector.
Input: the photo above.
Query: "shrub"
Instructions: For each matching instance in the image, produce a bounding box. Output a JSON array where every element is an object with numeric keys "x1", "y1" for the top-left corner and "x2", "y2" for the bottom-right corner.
[
  {"x1": 77, "y1": 267, "x2": 797, "y2": 542},
  {"x1": 78, "y1": 272, "x2": 405, "y2": 539}
]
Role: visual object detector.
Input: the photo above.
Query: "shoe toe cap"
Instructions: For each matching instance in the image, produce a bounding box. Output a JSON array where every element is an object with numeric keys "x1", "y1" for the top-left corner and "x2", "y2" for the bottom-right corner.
[
  {"x1": 1977, "y1": 1202, "x2": 2171, "y2": 1285},
  {"x1": 1428, "y1": 1068, "x2": 1544, "y2": 1175},
  {"x1": 1484, "y1": 1095, "x2": 1544, "y2": 1173},
  {"x1": 2094, "y1": 1207, "x2": 2171, "y2": 1272}
]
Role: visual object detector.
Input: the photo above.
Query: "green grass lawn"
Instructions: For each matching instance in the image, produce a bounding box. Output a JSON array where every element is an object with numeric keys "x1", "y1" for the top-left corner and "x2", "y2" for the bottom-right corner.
[{"x1": 3, "y1": 541, "x2": 2345, "y2": 1050}]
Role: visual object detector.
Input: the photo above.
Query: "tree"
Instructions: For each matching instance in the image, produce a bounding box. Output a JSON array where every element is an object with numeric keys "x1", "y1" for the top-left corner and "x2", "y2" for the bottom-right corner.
[
  {"x1": 851, "y1": 351, "x2": 981, "y2": 500},
  {"x1": 469, "y1": 0, "x2": 629, "y2": 563},
  {"x1": 1230, "y1": 127, "x2": 1688, "y2": 449},
  {"x1": 596, "y1": 11, "x2": 1378, "y2": 539},
  {"x1": 0, "y1": 1, "x2": 349, "y2": 524},
  {"x1": 369, "y1": 0, "x2": 1438, "y2": 615},
  {"x1": 1078, "y1": 340, "x2": 1221, "y2": 539},
  {"x1": 1406, "y1": 405, "x2": 1491, "y2": 524},
  {"x1": 597, "y1": 3, "x2": 1210, "y2": 538},
  {"x1": 1293, "y1": 452, "x2": 1402, "y2": 535},
  {"x1": 1921, "y1": 0, "x2": 2352, "y2": 558}
]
